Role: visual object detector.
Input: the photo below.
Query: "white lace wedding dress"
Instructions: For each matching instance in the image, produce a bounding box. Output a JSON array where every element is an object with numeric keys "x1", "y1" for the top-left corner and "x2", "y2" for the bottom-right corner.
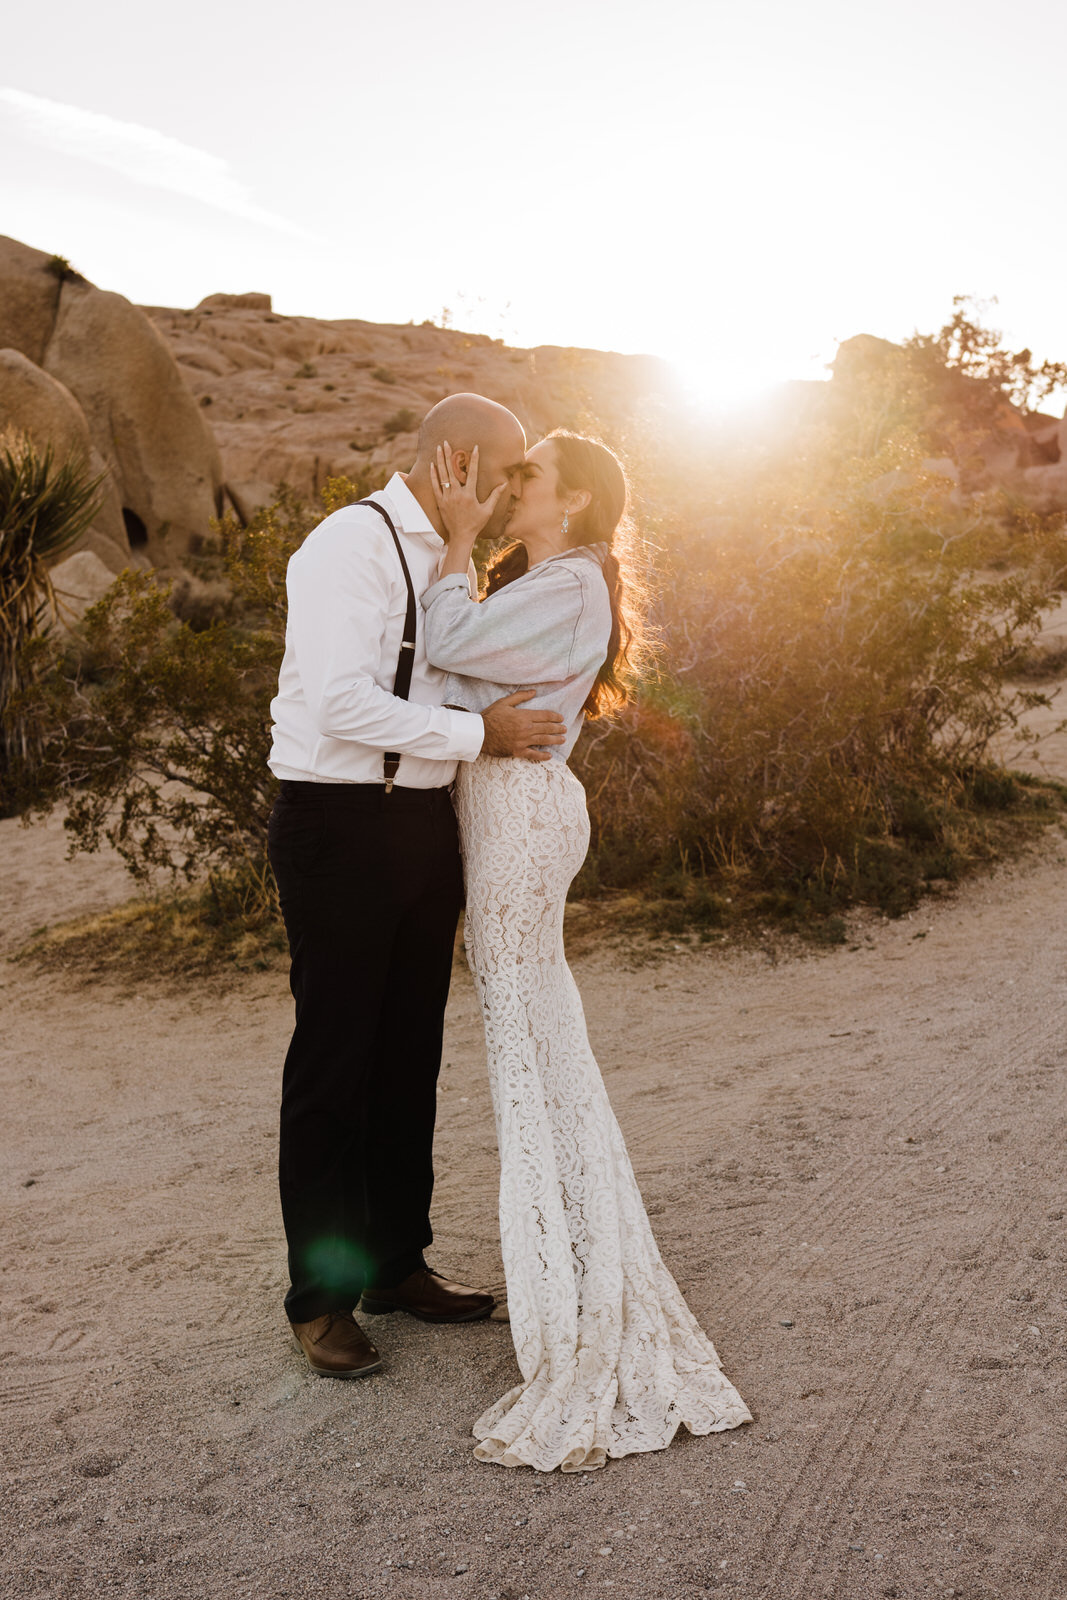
[{"x1": 454, "y1": 754, "x2": 753, "y2": 1473}]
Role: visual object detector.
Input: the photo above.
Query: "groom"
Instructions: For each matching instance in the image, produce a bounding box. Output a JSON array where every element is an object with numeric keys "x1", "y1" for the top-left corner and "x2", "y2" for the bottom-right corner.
[{"x1": 267, "y1": 393, "x2": 563, "y2": 1378}]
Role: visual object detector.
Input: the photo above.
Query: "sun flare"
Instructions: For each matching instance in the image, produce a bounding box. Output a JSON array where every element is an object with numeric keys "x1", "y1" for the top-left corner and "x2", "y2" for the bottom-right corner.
[{"x1": 668, "y1": 353, "x2": 800, "y2": 419}]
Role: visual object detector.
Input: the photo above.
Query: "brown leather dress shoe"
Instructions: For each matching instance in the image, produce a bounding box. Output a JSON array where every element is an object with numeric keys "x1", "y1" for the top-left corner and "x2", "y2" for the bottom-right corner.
[
  {"x1": 360, "y1": 1267, "x2": 495, "y2": 1324},
  {"x1": 290, "y1": 1311, "x2": 383, "y2": 1378}
]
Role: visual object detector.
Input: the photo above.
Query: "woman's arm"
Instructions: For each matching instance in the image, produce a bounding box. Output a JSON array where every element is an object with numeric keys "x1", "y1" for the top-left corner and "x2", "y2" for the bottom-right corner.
[
  {"x1": 422, "y1": 562, "x2": 586, "y2": 682},
  {"x1": 425, "y1": 441, "x2": 604, "y2": 684}
]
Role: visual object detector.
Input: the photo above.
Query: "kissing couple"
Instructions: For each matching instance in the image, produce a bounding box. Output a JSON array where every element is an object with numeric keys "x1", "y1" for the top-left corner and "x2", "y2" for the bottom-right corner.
[{"x1": 267, "y1": 393, "x2": 751, "y2": 1473}]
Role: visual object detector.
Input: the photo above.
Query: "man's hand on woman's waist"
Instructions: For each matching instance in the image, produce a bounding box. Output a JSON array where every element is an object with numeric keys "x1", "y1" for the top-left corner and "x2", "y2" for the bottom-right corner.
[{"x1": 481, "y1": 691, "x2": 566, "y2": 761}]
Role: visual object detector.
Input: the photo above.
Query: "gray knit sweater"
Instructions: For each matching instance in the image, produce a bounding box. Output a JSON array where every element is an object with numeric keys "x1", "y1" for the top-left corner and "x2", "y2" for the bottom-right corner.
[{"x1": 421, "y1": 544, "x2": 611, "y2": 762}]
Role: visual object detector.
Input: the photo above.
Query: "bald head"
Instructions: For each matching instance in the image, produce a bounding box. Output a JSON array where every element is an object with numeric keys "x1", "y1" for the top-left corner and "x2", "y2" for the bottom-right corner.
[
  {"x1": 407, "y1": 392, "x2": 527, "y2": 542},
  {"x1": 415, "y1": 392, "x2": 526, "y2": 466}
]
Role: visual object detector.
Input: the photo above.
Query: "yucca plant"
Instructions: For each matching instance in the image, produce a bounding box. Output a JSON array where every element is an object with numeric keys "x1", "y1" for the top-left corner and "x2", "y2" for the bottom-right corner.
[{"x1": 0, "y1": 432, "x2": 104, "y2": 799}]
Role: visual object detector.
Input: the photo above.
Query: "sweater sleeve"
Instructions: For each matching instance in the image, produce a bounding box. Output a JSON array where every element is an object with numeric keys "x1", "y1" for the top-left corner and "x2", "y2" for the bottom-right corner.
[{"x1": 421, "y1": 564, "x2": 587, "y2": 683}]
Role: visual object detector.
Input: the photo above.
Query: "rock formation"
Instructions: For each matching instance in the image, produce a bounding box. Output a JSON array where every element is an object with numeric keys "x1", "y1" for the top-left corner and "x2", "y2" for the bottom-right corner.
[
  {"x1": 0, "y1": 349, "x2": 127, "y2": 571},
  {"x1": 0, "y1": 236, "x2": 223, "y2": 568},
  {"x1": 50, "y1": 549, "x2": 122, "y2": 627},
  {"x1": 196, "y1": 292, "x2": 273, "y2": 313},
  {"x1": 2, "y1": 228, "x2": 1063, "y2": 585},
  {"x1": 828, "y1": 332, "x2": 1065, "y2": 502},
  {"x1": 146, "y1": 300, "x2": 1067, "y2": 525},
  {"x1": 142, "y1": 297, "x2": 677, "y2": 520}
]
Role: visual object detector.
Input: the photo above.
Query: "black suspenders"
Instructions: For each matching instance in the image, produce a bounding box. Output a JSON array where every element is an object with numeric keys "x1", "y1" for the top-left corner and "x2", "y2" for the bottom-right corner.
[{"x1": 355, "y1": 498, "x2": 417, "y2": 793}]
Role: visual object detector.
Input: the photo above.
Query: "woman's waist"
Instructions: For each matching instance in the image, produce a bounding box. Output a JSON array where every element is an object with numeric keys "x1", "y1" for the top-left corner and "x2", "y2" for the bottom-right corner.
[
  {"x1": 447, "y1": 677, "x2": 588, "y2": 755},
  {"x1": 460, "y1": 752, "x2": 586, "y2": 794}
]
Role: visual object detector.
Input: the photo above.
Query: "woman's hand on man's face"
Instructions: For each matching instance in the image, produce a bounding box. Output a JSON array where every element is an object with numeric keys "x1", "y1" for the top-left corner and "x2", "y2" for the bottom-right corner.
[{"x1": 430, "y1": 442, "x2": 509, "y2": 547}]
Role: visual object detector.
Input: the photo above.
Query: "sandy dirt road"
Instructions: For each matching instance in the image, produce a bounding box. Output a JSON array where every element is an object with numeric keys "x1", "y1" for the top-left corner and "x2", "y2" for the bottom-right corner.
[{"x1": 2, "y1": 802, "x2": 1067, "y2": 1600}]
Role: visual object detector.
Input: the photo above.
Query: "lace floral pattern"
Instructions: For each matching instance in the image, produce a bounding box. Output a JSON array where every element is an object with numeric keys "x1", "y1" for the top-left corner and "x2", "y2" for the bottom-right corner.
[{"x1": 455, "y1": 755, "x2": 753, "y2": 1472}]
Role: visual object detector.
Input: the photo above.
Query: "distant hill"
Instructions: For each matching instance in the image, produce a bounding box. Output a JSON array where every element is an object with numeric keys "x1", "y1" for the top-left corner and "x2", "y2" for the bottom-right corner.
[
  {"x1": 3, "y1": 227, "x2": 1063, "y2": 593},
  {"x1": 141, "y1": 293, "x2": 679, "y2": 521},
  {"x1": 144, "y1": 296, "x2": 1067, "y2": 525}
]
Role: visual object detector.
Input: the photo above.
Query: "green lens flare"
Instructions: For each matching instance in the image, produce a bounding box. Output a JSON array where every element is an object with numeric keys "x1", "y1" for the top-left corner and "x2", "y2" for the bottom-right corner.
[{"x1": 304, "y1": 1236, "x2": 370, "y2": 1291}]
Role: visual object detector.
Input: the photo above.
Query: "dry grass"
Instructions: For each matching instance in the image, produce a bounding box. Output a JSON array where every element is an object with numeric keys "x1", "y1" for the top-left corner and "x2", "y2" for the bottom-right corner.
[
  {"x1": 15, "y1": 873, "x2": 288, "y2": 988},
  {"x1": 16, "y1": 778, "x2": 1065, "y2": 986}
]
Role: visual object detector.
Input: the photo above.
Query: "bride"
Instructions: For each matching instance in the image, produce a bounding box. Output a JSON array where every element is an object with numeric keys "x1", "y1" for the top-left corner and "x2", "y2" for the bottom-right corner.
[{"x1": 421, "y1": 429, "x2": 752, "y2": 1473}]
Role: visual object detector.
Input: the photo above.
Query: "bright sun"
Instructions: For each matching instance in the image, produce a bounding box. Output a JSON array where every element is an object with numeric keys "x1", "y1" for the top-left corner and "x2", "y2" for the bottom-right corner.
[{"x1": 668, "y1": 351, "x2": 813, "y2": 418}]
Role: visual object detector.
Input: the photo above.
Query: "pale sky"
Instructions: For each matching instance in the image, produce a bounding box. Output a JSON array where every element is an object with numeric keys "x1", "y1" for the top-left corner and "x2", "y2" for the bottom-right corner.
[{"x1": 3, "y1": 0, "x2": 1065, "y2": 410}]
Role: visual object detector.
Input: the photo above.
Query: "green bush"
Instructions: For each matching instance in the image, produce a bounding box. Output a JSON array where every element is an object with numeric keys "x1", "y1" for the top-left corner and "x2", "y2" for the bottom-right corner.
[
  {"x1": 45, "y1": 254, "x2": 86, "y2": 284},
  {"x1": 571, "y1": 425, "x2": 1067, "y2": 917},
  {"x1": 17, "y1": 473, "x2": 375, "y2": 890},
  {"x1": 12, "y1": 308, "x2": 1067, "y2": 962}
]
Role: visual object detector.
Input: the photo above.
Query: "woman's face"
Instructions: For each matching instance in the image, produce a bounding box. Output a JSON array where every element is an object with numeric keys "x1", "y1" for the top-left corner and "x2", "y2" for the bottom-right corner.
[{"x1": 504, "y1": 439, "x2": 564, "y2": 543}]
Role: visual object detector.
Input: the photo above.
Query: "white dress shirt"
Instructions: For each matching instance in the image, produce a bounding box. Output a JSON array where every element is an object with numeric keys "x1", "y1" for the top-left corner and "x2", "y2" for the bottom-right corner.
[{"x1": 268, "y1": 474, "x2": 485, "y2": 786}]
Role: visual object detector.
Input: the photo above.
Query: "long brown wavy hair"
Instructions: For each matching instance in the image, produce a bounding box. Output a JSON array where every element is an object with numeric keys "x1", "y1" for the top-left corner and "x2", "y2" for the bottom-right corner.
[{"x1": 483, "y1": 430, "x2": 650, "y2": 715}]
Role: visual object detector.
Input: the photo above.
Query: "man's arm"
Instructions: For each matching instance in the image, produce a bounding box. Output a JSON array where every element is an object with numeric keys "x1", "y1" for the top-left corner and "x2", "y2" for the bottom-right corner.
[{"x1": 287, "y1": 513, "x2": 483, "y2": 762}]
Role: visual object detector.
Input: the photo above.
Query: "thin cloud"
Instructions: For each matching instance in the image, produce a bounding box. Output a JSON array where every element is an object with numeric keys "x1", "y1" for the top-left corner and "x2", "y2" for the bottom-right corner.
[{"x1": 0, "y1": 87, "x2": 317, "y2": 240}]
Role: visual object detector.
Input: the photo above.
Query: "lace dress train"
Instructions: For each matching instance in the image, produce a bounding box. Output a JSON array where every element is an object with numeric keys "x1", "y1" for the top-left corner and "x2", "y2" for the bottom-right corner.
[{"x1": 455, "y1": 755, "x2": 752, "y2": 1473}]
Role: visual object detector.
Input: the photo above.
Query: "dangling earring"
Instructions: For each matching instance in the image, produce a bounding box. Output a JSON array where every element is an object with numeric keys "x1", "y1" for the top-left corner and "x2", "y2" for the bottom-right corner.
[{"x1": 562, "y1": 509, "x2": 569, "y2": 539}]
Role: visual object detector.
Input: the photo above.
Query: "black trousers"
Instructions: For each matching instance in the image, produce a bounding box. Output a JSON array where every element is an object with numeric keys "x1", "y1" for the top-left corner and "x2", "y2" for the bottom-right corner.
[{"x1": 267, "y1": 779, "x2": 464, "y2": 1324}]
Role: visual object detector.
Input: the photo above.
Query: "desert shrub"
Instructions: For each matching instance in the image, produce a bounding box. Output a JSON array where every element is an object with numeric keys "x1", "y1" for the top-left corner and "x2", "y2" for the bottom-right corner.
[
  {"x1": 383, "y1": 407, "x2": 418, "y2": 438},
  {"x1": 815, "y1": 300, "x2": 1067, "y2": 482},
  {"x1": 571, "y1": 425, "x2": 1067, "y2": 919},
  {"x1": 0, "y1": 435, "x2": 103, "y2": 810},
  {"x1": 17, "y1": 473, "x2": 374, "y2": 894},
  {"x1": 45, "y1": 254, "x2": 86, "y2": 283},
  {"x1": 168, "y1": 571, "x2": 233, "y2": 631},
  {"x1": 371, "y1": 365, "x2": 398, "y2": 384},
  {"x1": 293, "y1": 362, "x2": 317, "y2": 379},
  {"x1": 12, "y1": 325, "x2": 1067, "y2": 964},
  {"x1": 905, "y1": 296, "x2": 1067, "y2": 418}
]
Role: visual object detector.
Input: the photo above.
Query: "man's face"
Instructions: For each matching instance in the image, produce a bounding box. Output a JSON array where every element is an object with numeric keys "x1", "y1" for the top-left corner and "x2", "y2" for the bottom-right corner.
[{"x1": 475, "y1": 425, "x2": 528, "y2": 540}]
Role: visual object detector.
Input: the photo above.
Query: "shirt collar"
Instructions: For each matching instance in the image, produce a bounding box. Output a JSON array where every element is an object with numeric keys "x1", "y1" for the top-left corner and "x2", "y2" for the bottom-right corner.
[{"x1": 380, "y1": 473, "x2": 443, "y2": 548}]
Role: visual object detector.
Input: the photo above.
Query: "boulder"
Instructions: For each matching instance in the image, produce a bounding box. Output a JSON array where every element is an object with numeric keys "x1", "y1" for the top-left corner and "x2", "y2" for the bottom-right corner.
[
  {"x1": 196, "y1": 292, "x2": 273, "y2": 313},
  {"x1": 0, "y1": 347, "x2": 129, "y2": 568},
  {"x1": 224, "y1": 477, "x2": 279, "y2": 522},
  {"x1": 0, "y1": 235, "x2": 62, "y2": 366},
  {"x1": 49, "y1": 549, "x2": 119, "y2": 629},
  {"x1": 831, "y1": 334, "x2": 903, "y2": 385},
  {"x1": 0, "y1": 235, "x2": 231, "y2": 565},
  {"x1": 43, "y1": 279, "x2": 224, "y2": 563},
  {"x1": 0, "y1": 346, "x2": 92, "y2": 460},
  {"x1": 78, "y1": 527, "x2": 135, "y2": 575}
]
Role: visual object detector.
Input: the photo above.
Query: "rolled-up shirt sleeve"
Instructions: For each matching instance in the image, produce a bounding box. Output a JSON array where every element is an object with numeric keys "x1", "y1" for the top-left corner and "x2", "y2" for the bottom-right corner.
[
  {"x1": 422, "y1": 565, "x2": 585, "y2": 682},
  {"x1": 285, "y1": 519, "x2": 484, "y2": 761}
]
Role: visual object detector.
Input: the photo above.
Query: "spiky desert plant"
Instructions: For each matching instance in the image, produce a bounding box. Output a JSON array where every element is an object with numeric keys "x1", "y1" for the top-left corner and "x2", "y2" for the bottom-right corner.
[{"x1": 0, "y1": 432, "x2": 103, "y2": 791}]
